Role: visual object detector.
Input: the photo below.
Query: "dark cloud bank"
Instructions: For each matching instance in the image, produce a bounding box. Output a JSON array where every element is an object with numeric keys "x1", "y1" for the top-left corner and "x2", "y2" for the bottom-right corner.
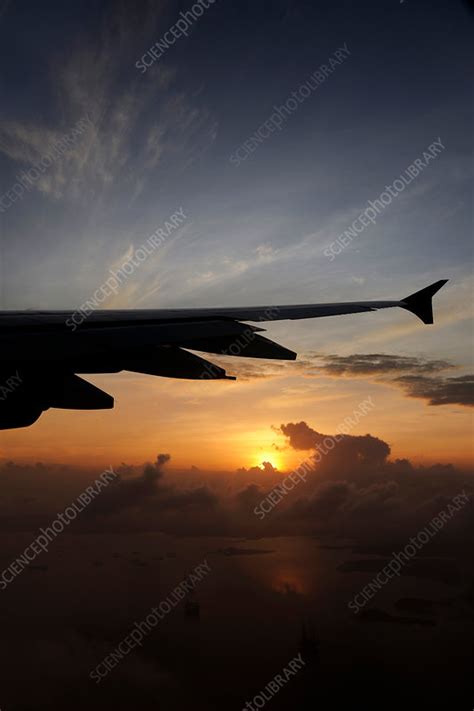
[{"x1": 1, "y1": 419, "x2": 472, "y2": 546}]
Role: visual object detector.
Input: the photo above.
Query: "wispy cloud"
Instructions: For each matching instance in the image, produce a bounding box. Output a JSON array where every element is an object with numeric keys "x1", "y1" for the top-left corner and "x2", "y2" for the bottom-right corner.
[{"x1": 0, "y1": 3, "x2": 217, "y2": 206}]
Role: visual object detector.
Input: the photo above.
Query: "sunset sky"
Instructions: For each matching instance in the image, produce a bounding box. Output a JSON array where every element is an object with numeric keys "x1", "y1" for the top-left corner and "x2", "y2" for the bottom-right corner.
[
  {"x1": 1, "y1": 3, "x2": 473, "y2": 709},
  {"x1": 0, "y1": 0, "x2": 472, "y2": 471}
]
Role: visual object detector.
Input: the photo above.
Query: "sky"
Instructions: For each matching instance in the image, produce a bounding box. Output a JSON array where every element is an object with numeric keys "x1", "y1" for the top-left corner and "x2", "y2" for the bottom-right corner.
[
  {"x1": 0, "y1": 2, "x2": 473, "y2": 709},
  {"x1": 0, "y1": 0, "x2": 473, "y2": 471}
]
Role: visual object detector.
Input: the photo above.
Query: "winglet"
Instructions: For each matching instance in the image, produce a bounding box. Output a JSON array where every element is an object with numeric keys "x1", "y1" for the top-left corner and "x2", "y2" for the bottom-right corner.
[{"x1": 401, "y1": 280, "x2": 448, "y2": 324}]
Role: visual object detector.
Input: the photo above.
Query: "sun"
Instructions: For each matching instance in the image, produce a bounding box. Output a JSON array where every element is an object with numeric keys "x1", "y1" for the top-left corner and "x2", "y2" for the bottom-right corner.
[{"x1": 251, "y1": 451, "x2": 282, "y2": 471}]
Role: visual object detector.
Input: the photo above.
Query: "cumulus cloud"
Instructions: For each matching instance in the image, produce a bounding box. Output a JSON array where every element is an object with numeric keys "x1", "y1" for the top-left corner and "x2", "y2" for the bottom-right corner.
[
  {"x1": 275, "y1": 419, "x2": 473, "y2": 542},
  {"x1": 236, "y1": 461, "x2": 279, "y2": 476},
  {"x1": 83, "y1": 453, "x2": 171, "y2": 516},
  {"x1": 1, "y1": 417, "x2": 472, "y2": 550},
  {"x1": 280, "y1": 421, "x2": 391, "y2": 475},
  {"x1": 77, "y1": 454, "x2": 224, "y2": 535},
  {"x1": 279, "y1": 420, "x2": 320, "y2": 450}
]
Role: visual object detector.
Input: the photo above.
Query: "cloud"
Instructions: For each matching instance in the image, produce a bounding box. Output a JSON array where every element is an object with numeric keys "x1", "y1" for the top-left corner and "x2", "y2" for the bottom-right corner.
[
  {"x1": 0, "y1": 2, "x2": 217, "y2": 205},
  {"x1": 316, "y1": 353, "x2": 452, "y2": 376},
  {"x1": 79, "y1": 454, "x2": 223, "y2": 536},
  {"x1": 207, "y1": 352, "x2": 454, "y2": 382},
  {"x1": 280, "y1": 421, "x2": 392, "y2": 486},
  {"x1": 1, "y1": 419, "x2": 472, "y2": 551},
  {"x1": 215, "y1": 353, "x2": 473, "y2": 408},
  {"x1": 394, "y1": 374, "x2": 474, "y2": 407},
  {"x1": 236, "y1": 462, "x2": 279, "y2": 476},
  {"x1": 0, "y1": 443, "x2": 470, "y2": 709},
  {"x1": 317, "y1": 354, "x2": 473, "y2": 407},
  {"x1": 275, "y1": 419, "x2": 472, "y2": 540},
  {"x1": 83, "y1": 453, "x2": 170, "y2": 516},
  {"x1": 279, "y1": 421, "x2": 320, "y2": 450}
]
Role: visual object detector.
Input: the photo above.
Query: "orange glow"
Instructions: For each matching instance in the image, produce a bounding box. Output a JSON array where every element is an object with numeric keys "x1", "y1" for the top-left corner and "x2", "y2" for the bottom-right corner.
[
  {"x1": 250, "y1": 451, "x2": 283, "y2": 470},
  {"x1": 271, "y1": 568, "x2": 311, "y2": 596},
  {"x1": 0, "y1": 370, "x2": 472, "y2": 470}
]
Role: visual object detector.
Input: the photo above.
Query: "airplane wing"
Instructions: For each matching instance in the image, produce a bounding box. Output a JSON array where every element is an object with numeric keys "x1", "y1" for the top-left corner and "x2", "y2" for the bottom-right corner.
[{"x1": 0, "y1": 280, "x2": 448, "y2": 429}]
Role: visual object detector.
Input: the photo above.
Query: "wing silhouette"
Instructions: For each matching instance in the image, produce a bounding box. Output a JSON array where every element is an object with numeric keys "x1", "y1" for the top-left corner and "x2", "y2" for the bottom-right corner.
[{"x1": 0, "y1": 280, "x2": 448, "y2": 429}]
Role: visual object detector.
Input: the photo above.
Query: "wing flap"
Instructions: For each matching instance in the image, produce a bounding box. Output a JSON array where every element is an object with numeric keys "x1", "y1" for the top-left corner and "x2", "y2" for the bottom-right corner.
[
  {"x1": 47, "y1": 374, "x2": 114, "y2": 410},
  {"x1": 180, "y1": 333, "x2": 297, "y2": 360},
  {"x1": 124, "y1": 347, "x2": 235, "y2": 380}
]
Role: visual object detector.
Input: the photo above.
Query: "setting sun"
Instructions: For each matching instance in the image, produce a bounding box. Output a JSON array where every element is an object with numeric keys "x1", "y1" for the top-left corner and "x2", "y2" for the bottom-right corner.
[{"x1": 250, "y1": 451, "x2": 283, "y2": 471}]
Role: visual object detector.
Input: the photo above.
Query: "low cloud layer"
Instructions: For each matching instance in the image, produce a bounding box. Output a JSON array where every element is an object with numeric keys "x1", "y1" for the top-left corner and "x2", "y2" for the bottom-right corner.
[{"x1": 1, "y1": 417, "x2": 472, "y2": 550}]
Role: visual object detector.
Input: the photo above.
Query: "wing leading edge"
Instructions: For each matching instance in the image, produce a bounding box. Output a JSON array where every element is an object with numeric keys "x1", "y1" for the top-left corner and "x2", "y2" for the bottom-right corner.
[{"x1": 0, "y1": 279, "x2": 448, "y2": 329}]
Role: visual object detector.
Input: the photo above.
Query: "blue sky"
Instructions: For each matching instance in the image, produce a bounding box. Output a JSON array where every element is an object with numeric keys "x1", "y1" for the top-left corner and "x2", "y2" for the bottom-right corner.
[{"x1": 1, "y1": 0, "x2": 471, "y2": 315}]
